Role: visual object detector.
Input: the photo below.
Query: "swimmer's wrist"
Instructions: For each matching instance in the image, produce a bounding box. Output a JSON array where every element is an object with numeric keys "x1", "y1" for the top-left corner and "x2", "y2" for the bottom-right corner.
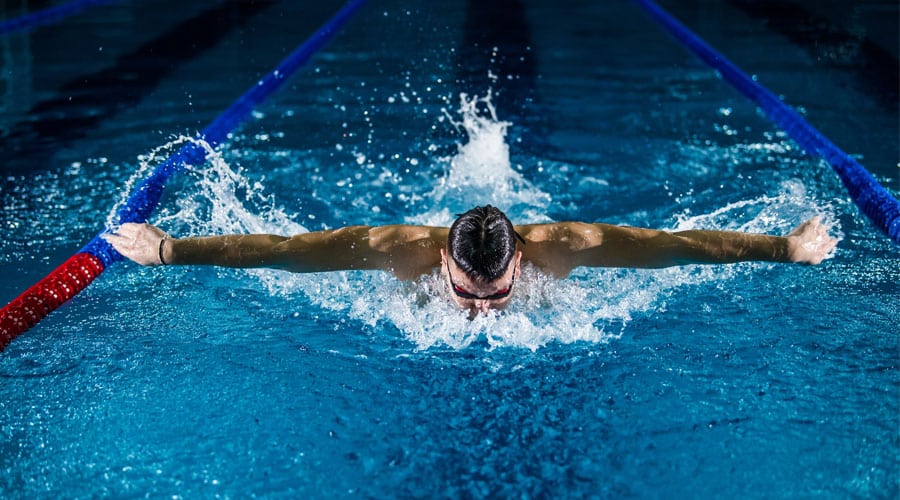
[
  {"x1": 159, "y1": 237, "x2": 174, "y2": 266},
  {"x1": 784, "y1": 234, "x2": 808, "y2": 263}
]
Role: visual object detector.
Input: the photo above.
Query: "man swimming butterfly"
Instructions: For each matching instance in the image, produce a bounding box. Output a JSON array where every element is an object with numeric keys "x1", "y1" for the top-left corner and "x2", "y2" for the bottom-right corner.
[{"x1": 104, "y1": 205, "x2": 837, "y2": 315}]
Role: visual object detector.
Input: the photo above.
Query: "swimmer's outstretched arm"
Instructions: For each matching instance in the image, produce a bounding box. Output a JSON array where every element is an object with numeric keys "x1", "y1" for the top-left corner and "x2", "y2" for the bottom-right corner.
[
  {"x1": 517, "y1": 217, "x2": 837, "y2": 275},
  {"x1": 103, "y1": 222, "x2": 446, "y2": 279}
]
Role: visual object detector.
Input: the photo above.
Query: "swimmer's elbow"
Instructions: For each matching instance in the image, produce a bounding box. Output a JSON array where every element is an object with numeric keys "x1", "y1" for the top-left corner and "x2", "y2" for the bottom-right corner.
[
  {"x1": 269, "y1": 234, "x2": 325, "y2": 272},
  {"x1": 274, "y1": 227, "x2": 385, "y2": 273}
]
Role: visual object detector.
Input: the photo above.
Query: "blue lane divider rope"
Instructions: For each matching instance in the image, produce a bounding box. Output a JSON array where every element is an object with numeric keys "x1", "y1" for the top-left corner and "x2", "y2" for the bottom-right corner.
[
  {"x1": 82, "y1": 0, "x2": 371, "y2": 265},
  {"x1": 0, "y1": 0, "x2": 122, "y2": 35},
  {"x1": 633, "y1": 0, "x2": 900, "y2": 244}
]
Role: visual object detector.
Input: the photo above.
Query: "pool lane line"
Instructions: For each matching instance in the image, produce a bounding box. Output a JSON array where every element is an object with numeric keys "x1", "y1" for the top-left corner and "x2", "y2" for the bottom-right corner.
[
  {"x1": 3, "y1": 0, "x2": 277, "y2": 174},
  {"x1": 633, "y1": 0, "x2": 900, "y2": 245},
  {"x1": 0, "y1": 0, "x2": 122, "y2": 35},
  {"x1": 0, "y1": 0, "x2": 371, "y2": 352}
]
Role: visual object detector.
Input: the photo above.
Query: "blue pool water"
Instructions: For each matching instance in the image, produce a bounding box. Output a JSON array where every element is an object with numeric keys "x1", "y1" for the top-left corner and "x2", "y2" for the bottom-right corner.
[{"x1": 1, "y1": 0, "x2": 898, "y2": 497}]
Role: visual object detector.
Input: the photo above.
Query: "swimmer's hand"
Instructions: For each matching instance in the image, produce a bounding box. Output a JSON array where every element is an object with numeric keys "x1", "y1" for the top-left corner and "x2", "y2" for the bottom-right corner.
[
  {"x1": 102, "y1": 222, "x2": 170, "y2": 266},
  {"x1": 785, "y1": 216, "x2": 838, "y2": 265}
]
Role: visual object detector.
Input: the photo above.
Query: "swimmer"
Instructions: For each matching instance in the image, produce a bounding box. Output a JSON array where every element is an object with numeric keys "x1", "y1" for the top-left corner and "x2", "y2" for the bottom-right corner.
[{"x1": 103, "y1": 205, "x2": 837, "y2": 315}]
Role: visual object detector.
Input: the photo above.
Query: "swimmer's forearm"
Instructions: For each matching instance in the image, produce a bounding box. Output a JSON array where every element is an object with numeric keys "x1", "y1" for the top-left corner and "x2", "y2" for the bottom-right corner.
[
  {"x1": 164, "y1": 226, "x2": 392, "y2": 272},
  {"x1": 664, "y1": 229, "x2": 791, "y2": 265},
  {"x1": 579, "y1": 224, "x2": 792, "y2": 268},
  {"x1": 165, "y1": 234, "x2": 293, "y2": 268}
]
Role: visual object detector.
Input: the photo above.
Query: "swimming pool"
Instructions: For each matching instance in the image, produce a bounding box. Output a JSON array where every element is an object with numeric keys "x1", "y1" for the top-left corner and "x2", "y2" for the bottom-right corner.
[{"x1": 1, "y1": 0, "x2": 897, "y2": 496}]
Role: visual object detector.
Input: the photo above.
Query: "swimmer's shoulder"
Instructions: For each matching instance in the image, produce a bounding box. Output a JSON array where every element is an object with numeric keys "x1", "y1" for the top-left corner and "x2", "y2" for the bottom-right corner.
[
  {"x1": 367, "y1": 224, "x2": 448, "y2": 250},
  {"x1": 515, "y1": 221, "x2": 605, "y2": 249},
  {"x1": 514, "y1": 222, "x2": 610, "y2": 277},
  {"x1": 367, "y1": 224, "x2": 447, "y2": 280}
]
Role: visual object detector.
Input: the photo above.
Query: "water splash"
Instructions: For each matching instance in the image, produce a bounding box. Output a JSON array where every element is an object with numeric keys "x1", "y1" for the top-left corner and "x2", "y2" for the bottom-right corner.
[
  {"x1": 160, "y1": 137, "x2": 301, "y2": 237},
  {"x1": 671, "y1": 179, "x2": 843, "y2": 244},
  {"x1": 106, "y1": 136, "x2": 300, "y2": 235},
  {"x1": 410, "y1": 91, "x2": 551, "y2": 226},
  {"x1": 105, "y1": 137, "x2": 188, "y2": 230},
  {"x1": 352, "y1": 265, "x2": 627, "y2": 351}
]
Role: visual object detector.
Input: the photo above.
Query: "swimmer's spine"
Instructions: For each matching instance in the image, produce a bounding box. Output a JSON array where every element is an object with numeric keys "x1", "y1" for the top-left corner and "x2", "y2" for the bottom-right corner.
[
  {"x1": 0, "y1": 0, "x2": 370, "y2": 351},
  {"x1": 634, "y1": 0, "x2": 900, "y2": 244}
]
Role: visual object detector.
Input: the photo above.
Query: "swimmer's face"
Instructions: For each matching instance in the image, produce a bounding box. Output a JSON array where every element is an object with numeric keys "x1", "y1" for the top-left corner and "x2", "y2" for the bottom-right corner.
[{"x1": 440, "y1": 248, "x2": 521, "y2": 315}]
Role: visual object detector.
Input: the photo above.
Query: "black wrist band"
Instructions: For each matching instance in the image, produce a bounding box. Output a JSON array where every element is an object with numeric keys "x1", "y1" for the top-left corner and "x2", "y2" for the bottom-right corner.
[{"x1": 158, "y1": 236, "x2": 168, "y2": 266}]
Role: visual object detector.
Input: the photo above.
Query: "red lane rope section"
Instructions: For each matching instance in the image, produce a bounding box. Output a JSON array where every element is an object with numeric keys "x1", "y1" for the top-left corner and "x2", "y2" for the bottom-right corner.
[{"x1": 0, "y1": 253, "x2": 105, "y2": 351}]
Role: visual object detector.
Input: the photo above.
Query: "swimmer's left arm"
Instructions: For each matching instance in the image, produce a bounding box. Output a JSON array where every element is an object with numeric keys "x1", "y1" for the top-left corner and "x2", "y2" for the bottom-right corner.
[
  {"x1": 585, "y1": 217, "x2": 836, "y2": 268},
  {"x1": 521, "y1": 217, "x2": 837, "y2": 273}
]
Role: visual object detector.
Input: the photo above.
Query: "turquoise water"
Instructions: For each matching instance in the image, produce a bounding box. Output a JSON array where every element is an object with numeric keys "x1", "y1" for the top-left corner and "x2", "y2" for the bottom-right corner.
[{"x1": 1, "y1": 0, "x2": 898, "y2": 497}]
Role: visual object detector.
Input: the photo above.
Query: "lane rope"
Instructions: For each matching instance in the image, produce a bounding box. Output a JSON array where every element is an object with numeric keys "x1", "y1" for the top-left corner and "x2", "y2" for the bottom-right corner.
[
  {"x1": 0, "y1": 0, "x2": 370, "y2": 351},
  {"x1": 0, "y1": 0, "x2": 122, "y2": 35},
  {"x1": 633, "y1": 0, "x2": 900, "y2": 244}
]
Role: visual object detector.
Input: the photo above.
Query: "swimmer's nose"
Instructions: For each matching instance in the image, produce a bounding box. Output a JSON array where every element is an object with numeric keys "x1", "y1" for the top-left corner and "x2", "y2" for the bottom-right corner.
[{"x1": 474, "y1": 300, "x2": 490, "y2": 314}]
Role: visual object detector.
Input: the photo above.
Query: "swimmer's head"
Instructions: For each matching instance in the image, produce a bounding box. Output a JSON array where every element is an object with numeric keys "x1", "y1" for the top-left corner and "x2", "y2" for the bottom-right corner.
[
  {"x1": 442, "y1": 205, "x2": 523, "y2": 314},
  {"x1": 448, "y1": 205, "x2": 519, "y2": 282}
]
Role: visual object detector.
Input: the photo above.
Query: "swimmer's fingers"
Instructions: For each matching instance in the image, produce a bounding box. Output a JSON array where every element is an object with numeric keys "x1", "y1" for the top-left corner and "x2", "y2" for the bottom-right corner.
[
  {"x1": 102, "y1": 222, "x2": 169, "y2": 266},
  {"x1": 786, "y1": 216, "x2": 838, "y2": 265},
  {"x1": 101, "y1": 231, "x2": 148, "y2": 265}
]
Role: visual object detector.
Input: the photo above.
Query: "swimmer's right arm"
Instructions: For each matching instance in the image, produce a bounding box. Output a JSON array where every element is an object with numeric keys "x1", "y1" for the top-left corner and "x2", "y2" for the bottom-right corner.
[{"x1": 103, "y1": 222, "x2": 445, "y2": 278}]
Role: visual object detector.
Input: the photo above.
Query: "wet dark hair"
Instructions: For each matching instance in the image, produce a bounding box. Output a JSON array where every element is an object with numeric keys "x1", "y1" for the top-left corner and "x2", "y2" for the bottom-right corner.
[{"x1": 447, "y1": 205, "x2": 523, "y2": 283}]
